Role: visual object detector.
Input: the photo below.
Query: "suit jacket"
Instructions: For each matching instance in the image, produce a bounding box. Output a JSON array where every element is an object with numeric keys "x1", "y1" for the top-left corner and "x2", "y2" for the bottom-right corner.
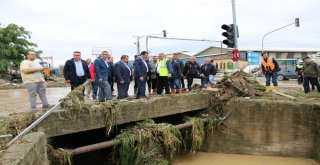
[
  {"x1": 115, "y1": 61, "x2": 131, "y2": 83},
  {"x1": 134, "y1": 57, "x2": 148, "y2": 78},
  {"x1": 200, "y1": 64, "x2": 217, "y2": 77},
  {"x1": 94, "y1": 57, "x2": 110, "y2": 81},
  {"x1": 63, "y1": 59, "x2": 90, "y2": 82},
  {"x1": 108, "y1": 62, "x2": 115, "y2": 79},
  {"x1": 171, "y1": 61, "x2": 182, "y2": 79}
]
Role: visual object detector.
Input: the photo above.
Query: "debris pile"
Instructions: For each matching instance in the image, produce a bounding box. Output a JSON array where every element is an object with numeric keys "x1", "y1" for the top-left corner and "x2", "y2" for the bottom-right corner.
[
  {"x1": 216, "y1": 71, "x2": 264, "y2": 101},
  {"x1": 0, "y1": 111, "x2": 38, "y2": 150},
  {"x1": 112, "y1": 117, "x2": 216, "y2": 165}
]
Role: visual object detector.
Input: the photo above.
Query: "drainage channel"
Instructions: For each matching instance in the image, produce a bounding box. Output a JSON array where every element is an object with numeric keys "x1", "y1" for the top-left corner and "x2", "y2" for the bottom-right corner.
[{"x1": 48, "y1": 109, "x2": 216, "y2": 164}]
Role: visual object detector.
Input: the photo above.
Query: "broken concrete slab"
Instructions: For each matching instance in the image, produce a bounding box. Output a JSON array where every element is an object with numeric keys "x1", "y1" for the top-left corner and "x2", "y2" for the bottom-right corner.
[{"x1": 0, "y1": 132, "x2": 48, "y2": 165}]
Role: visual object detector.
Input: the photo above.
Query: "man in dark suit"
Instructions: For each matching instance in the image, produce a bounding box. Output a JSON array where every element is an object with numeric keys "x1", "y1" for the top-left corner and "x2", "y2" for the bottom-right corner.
[
  {"x1": 134, "y1": 51, "x2": 149, "y2": 99},
  {"x1": 94, "y1": 51, "x2": 112, "y2": 102},
  {"x1": 115, "y1": 55, "x2": 131, "y2": 100},
  {"x1": 200, "y1": 58, "x2": 217, "y2": 88},
  {"x1": 63, "y1": 51, "x2": 90, "y2": 90},
  {"x1": 107, "y1": 56, "x2": 115, "y2": 95}
]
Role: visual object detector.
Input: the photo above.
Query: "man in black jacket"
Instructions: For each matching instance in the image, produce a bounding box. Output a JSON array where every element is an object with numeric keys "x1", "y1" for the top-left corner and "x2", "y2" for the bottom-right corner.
[
  {"x1": 170, "y1": 55, "x2": 182, "y2": 94},
  {"x1": 108, "y1": 56, "x2": 115, "y2": 95},
  {"x1": 200, "y1": 58, "x2": 217, "y2": 88},
  {"x1": 183, "y1": 57, "x2": 200, "y2": 91},
  {"x1": 63, "y1": 51, "x2": 90, "y2": 90}
]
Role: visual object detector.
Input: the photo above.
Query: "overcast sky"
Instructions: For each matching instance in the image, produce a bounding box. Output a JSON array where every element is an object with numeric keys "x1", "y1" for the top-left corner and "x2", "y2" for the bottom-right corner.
[{"x1": 1, "y1": 0, "x2": 319, "y2": 66}]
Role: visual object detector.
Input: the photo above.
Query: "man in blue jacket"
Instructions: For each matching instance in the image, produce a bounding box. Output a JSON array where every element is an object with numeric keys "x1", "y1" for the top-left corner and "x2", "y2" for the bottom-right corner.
[
  {"x1": 63, "y1": 51, "x2": 90, "y2": 91},
  {"x1": 115, "y1": 55, "x2": 131, "y2": 100},
  {"x1": 134, "y1": 51, "x2": 149, "y2": 99},
  {"x1": 94, "y1": 51, "x2": 112, "y2": 102}
]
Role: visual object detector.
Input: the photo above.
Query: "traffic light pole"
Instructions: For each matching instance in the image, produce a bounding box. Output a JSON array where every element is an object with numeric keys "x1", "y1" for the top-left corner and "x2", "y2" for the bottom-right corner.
[
  {"x1": 145, "y1": 36, "x2": 222, "y2": 53},
  {"x1": 231, "y1": 0, "x2": 238, "y2": 49},
  {"x1": 261, "y1": 21, "x2": 297, "y2": 53}
]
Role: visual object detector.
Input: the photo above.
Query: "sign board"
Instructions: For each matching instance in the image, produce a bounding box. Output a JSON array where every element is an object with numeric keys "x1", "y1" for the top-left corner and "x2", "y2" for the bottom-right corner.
[
  {"x1": 247, "y1": 52, "x2": 261, "y2": 65},
  {"x1": 231, "y1": 49, "x2": 240, "y2": 62},
  {"x1": 227, "y1": 62, "x2": 234, "y2": 69}
]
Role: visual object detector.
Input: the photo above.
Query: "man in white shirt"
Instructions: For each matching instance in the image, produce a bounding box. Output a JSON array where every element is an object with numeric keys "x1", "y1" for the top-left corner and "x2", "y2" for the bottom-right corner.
[
  {"x1": 20, "y1": 50, "x2": 49, "y2": 110},
  {"x1": 63, "y1": 51, "x2": 91, "y2": 90}
]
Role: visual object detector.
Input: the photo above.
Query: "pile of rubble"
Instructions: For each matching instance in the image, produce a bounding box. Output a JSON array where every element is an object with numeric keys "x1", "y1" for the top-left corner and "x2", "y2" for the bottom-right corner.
[{"x1": 215, "y1": 71, "x2": 265, "y2": 101}]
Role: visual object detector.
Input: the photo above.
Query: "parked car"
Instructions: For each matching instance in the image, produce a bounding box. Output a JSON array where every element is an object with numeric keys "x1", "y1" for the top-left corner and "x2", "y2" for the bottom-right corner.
[{"x1": 277, "y1": 68, "x2": 298, "y2": 80}]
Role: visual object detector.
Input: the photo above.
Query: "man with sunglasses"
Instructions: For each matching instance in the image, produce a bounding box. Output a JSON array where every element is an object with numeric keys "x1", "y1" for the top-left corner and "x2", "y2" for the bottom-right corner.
[{"x1": 63, "y1": 51, "x2": 91, "y2": 90}]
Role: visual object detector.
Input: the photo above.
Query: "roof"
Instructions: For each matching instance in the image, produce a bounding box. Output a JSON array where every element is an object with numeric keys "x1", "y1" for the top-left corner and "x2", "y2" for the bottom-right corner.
[{"x1": 239, "y1": 48, "x2": 320, "y2": 53}]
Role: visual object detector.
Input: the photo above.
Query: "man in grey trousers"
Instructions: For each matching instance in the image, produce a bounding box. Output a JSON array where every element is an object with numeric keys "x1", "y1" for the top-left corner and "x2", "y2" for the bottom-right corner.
[{"x1": 20, "y1": 50, "x2": 49, "y2": 110}]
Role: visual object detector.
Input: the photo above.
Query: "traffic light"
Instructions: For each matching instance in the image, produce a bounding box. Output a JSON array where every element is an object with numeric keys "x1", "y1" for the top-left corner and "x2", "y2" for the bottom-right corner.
[
  {"x1": 163, "y1": 30, "x2": 167, "y2": 37},
  {"x1": 221, "y1": 24, "x2": 235, "y2": 48},
  {"x1": 295, "y1": 18, "x2": 299, "y2": 27}
]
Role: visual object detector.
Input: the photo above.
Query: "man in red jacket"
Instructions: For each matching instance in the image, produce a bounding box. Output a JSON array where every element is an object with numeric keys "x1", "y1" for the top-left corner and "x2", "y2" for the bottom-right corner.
[{"x1": 87, "y1": 58, "x2": 99, "y2": 100}]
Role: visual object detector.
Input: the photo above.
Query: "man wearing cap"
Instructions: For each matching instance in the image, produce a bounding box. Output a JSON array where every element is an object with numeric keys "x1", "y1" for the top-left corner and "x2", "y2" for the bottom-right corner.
[
  {"x1": 302, "y1": 56, "x2": 320, "y2": 93},
  {"x1": 261, "y1": 52, "x2": 280, "y2": 92}
]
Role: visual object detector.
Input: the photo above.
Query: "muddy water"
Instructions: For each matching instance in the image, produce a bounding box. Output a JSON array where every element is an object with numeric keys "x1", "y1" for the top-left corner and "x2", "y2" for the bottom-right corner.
[{"x1": 174, "y1": 152, "x2": 318, "y2": 165}]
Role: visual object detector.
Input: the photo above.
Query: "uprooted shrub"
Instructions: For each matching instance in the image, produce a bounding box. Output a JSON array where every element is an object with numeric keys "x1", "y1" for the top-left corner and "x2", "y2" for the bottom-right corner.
[
  {"x1": 47, "y1": 144, "x2": 72, "y2": 165},
  {"x1": 112, "y1": 120, "x2": 182, "y2": 165},
  {"x1": 0, "y1": 111, "x2": 38, "y2": 150},
  {"x1": 112, "y1": 117, "x2": 218, "y2": 165}
]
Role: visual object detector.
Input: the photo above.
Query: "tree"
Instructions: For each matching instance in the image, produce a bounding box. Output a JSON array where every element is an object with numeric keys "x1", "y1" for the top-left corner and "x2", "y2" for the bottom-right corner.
[{"x1": 0, "y1": 23, "x2": 41, "y2": 73}]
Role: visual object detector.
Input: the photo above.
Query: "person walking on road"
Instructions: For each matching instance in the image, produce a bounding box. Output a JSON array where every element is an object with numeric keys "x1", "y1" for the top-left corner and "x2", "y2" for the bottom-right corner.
[
  {"x1": 20, "y1": 50, "x2": 49, "y2": 110},
  {"x1": 63, "y1": 51, "x2": 91, "y2": 91},
  {"x1": 94, "y1": 51, "x2": 112, "y2": 102},
  {"x1": 260, "y1": 52, "x2": 280, "y2": 92},
  {"x1": 200, "y1": 58, "x2": 217, "y2": 88},
  {"x1": 156, "y1": 53, "x2": 173, "y2": 95},
  {"x1": 302, "y1": 56, "x2": 320, "y2": 93},
  {"x1": 115, "y1": 55, "x2": 131, "y2": 100},
  {"x1": 134, "y1": 51, "x2": 149, "y2": 99},
  {"x1": 183, "y1": 57, "x2": 200, "y2": 91}
]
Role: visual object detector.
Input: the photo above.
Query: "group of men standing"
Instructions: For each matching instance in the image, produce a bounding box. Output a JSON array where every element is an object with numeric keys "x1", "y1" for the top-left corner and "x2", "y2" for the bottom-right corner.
[
  {"x1": 261, "y1": 52, "x2": 320, "y2": 94},
  {"x1": 20, "y1": 49, "x2": 217, "y2": 110}
]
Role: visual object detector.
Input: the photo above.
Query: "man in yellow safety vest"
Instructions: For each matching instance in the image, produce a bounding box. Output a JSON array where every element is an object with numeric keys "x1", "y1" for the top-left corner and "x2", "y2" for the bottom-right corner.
[
  {"x1": 260, "y1": 52, "x2": 280, "y2": 92},
  {"x1": 156, "y1": 53, "x2": 173, "y2": 95}
]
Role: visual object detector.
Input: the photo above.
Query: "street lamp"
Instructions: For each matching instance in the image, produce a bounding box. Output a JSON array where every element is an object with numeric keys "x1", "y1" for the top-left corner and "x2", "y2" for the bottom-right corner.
[{"x1": 262, "y1": 18, "x2": 300, "y2": 53}]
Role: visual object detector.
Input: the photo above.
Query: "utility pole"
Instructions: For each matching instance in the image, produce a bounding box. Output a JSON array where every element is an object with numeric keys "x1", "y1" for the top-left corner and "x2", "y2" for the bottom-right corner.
[
  {"x1": 231, "y1": 0, "x2": 238, "y2": 49},
  {"x1": 136, "y1": 36, "x2": 140, "y2": 55}
]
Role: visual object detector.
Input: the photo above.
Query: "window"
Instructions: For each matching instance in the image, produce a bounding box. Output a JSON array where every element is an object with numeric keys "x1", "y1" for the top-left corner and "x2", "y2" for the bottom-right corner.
[
  {"x1": 287, "y1": 52, "x2": 294, "y2": 59},
  {"x1": 223, "y1": 63, "x2": 226, "y2": 69},
  {"x1": 220, "y1": 63, "x2": 222, "y2": 69},
  {"x1": 275, "y1": 52, "x2": 281, "y2": 59}
]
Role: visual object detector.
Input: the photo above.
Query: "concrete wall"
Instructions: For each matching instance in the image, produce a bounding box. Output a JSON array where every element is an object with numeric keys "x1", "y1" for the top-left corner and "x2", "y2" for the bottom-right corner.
[
  {"x1": 38, "y1": 93, "x2": 211, "y2": 137},
  {"x1": 0, "y1": 132, "x2": 48, "y2": 165},
  {"x1": 205, "y1": 99, "x2": 320, "y2": 161}
]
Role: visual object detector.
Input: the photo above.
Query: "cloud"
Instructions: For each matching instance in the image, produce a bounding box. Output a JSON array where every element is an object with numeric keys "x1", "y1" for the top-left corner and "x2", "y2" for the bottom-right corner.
[{"x1": 1, "y1": 0, "x2": 319, "y2": 66}]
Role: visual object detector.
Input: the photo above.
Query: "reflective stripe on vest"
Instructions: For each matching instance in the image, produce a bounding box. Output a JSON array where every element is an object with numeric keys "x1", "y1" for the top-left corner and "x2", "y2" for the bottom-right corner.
[
  {"x1": 157, "y1": 58, "x2": 169, "y2": 76},
  {"x1": 296, "y1": 64, "x2": 303, "y2": 69},
  {"x1": 261, "y1": 57, "x2": 275, "y2": 72}
]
